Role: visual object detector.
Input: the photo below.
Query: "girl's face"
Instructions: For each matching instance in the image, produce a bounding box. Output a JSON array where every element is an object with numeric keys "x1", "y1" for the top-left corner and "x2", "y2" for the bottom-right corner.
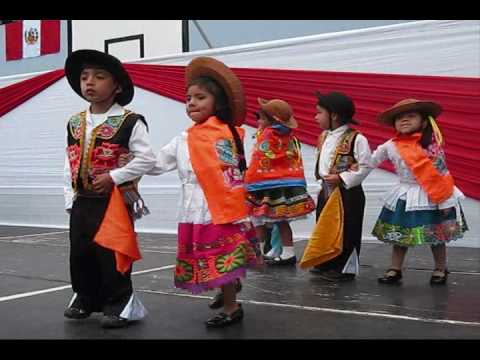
[
  {"x1": 186, "y1": 84, "x2": 216, "y2": 124},
  {"x1": 255, "y1": 111, "x2": 271, "y2": 130},
  {"x1": 80, "y1": 68, "x2": 121, "y2": 105},
  {"x1": 394, "y1": 111, "x2": 425, "y2": 135}
]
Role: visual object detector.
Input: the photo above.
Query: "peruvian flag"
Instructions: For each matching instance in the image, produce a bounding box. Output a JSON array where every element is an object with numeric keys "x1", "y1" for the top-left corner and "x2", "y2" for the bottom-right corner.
[{"x1": 5, "y1": 20, "x2": 60, "y2": 61}]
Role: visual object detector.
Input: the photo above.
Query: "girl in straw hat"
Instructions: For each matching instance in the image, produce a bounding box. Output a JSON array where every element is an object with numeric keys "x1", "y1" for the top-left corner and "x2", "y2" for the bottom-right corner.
[
  {"x1": 141, "y1": 56, "x2": 261, "y2": 328},
  {"x1": 372, "y1": 99, "x2": 468, "y2": 285},
  {"x1": 244, "y1": 98, "x2": 316, "y2": 266}
]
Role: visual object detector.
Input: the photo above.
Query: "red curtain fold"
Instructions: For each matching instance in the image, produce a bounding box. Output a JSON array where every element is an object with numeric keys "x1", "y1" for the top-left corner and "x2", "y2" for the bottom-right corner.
[
  {"x1": 1, "y1": 64, "x2": 479, "y2": 200},
  {"x1": 0, "y1": 69, "x2": 65, "y2": 117}
]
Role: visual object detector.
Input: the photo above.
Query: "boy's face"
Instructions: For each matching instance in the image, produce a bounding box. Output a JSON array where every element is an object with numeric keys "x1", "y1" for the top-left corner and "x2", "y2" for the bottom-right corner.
[
  {"x1": 394, "y1": 111, "x2": 425, "y2": 135},
  {"x1": 186, "y1": 84, "x2": 216, "y2": 124},
  {"x1": 80, "y1": 67, "x2": 121, "y2": 105}
]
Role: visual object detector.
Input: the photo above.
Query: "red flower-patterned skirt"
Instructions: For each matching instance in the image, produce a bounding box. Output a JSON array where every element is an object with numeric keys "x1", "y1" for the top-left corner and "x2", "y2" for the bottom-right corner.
[{"x1": 174, "y1": 221, "x2": 258, "y2": 294}]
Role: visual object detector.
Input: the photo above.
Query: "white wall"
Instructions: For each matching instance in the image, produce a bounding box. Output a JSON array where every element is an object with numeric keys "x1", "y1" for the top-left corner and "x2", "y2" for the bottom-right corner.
[{"x1": 72, "y1": 20, "x2": 183, "y2": 61}]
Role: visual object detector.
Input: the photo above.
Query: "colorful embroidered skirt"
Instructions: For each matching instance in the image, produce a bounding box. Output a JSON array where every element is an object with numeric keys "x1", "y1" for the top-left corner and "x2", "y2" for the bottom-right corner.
[
  {"x1": 372, "y1": 199, "x2": 468, "y2": 247},
  {"x1": 246, "y1": 186, "x2": 315, "y2": 226},
  {"x1": 174, "y1": 221, "x2": 258, "y2": 294}
]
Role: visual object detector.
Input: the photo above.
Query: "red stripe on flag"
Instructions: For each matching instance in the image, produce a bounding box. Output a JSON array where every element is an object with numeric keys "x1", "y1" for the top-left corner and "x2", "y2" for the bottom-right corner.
[
  {"x1": 5, "y1": 21, "x2": 23, "y2": 60},
  {"x1": 40, "y1": 20, "x2": 60, "y2": 55}
]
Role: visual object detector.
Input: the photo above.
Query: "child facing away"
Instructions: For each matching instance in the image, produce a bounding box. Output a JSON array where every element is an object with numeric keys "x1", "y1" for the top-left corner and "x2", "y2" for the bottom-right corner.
[
  {"x1": 371, "y1": 99, "x2": 468, "y2": 285},
  {"x1": 244, "y1": 98, "x2": 316, "y2": 266},
  {"x1": 143, "y1": 57, "x2": 261, "y2": 328},
  {"x1": 63, "y1": 50, "x2": 157, "y2": 329},
  {"x1": 301, "y1": 91, "x2": 372, "y2": 282}
]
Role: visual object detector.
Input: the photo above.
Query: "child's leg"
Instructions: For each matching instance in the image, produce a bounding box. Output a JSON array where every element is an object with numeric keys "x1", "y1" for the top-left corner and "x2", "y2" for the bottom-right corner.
[
  {"x1": 222, "y1": 282, "x2": 240, "y2": 314},
  {"x1": 431, "y1": 244, "x2": 447, "y2": 271},
  {"x1": 391, "y1": 245, "x2": 408, "y2": 270},
  {"x1": 277, "y1": 221, "x2": 293, "y2": 247},
  {"x1": 277, "y1": 221, "x2": 295, "y2": 259}
]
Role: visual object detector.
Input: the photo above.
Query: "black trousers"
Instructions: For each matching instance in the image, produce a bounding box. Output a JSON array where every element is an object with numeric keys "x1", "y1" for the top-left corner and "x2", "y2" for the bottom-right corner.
[
  {"x1": 69, "y1": 195, "x2": 133, "y2": 316},
  {"x1": 315, "y1": 185, "x2": 365, "y2": 272}
]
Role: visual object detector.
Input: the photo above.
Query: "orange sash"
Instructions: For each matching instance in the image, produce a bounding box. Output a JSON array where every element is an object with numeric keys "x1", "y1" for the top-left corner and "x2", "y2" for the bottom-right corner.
[
  {"x1": 393, "y1": 132, "x2": 454, "y2": 204},
  {"x1": 187, "y1": 116, "x2": 249, "y2": 225},
  {"x1": 94, "y1": 186, "x2": 141, "y2": 274}
]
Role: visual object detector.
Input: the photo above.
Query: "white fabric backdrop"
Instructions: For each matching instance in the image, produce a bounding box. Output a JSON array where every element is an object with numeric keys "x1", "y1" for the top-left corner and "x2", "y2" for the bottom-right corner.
[{"x1": 0, "y1": 20, "x2": 478, "y2": 246}]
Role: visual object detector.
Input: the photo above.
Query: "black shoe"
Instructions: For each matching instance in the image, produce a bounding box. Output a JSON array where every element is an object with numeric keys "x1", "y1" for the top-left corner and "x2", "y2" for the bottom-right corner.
[
  {"x1": 205, "y1": 304, "x2": 244, "y2": 328},
  {"x1": 317, "y1": 269, "x2": 355, "y2": 282},
  {"x1": 265, "y1": 256, "x2": 297, "y2": 266},
  {"x1": 309, "y1": 265, "x2": 329, "y2": 275},
  {"x1": 64, "y1": 307, "x2": 92, "y2": 319},
  {"x1": 378, "y1": 268, "x2": 402, "y2": 284},
  {"x1": 208, "y1": 280, "x2": 242, "y2": 309},
  {"x1": 101, "y1": 315, "x2": 129, "y2": 329},
  {"x1": 430, "y1": 269, "x2": 449, "y2": 285}
]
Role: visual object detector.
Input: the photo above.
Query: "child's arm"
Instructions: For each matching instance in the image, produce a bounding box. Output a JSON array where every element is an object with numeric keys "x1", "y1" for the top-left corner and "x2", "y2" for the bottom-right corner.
[
  {"x1": 338, "y1": 134, "x2": 373, "y2": 189},
  {"x1": 147, "y1": 135, "x2": 179, "y2": 176},
  {"x1": 108, "y1": 120, "x2": 157, "y2": 185},
  {"x1": 370, "y1": 141, "x2": 390, "y2": 168}
]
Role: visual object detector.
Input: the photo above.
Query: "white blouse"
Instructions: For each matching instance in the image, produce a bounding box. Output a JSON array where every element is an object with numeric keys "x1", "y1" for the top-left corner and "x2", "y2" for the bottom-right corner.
[
  {"x1": 148, "y1": 132, "x2": 212, "y2": 224},
  {"x1": 371, "y1": 139, "x2": 465, "y2": 211}
]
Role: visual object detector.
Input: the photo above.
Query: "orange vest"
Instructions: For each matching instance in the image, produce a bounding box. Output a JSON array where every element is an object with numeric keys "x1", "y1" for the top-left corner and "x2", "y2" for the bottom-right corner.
[
  {"x1": 245, "y1": 126, "x2": 306, "y2": 191},
  {"x1": 187, "y1": 116, "x2": 249, "y2": 224}
]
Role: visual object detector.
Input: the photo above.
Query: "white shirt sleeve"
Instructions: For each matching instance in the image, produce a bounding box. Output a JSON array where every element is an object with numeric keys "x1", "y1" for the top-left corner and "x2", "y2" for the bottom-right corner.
[
  {"x1": 370, "y1": 141, "x2": 390, "y2": 168},
  {"x1": 148, "y1": 135, "x2": 179, "y2": 175},
  {"x1": 64, "y1": 133, "x2": 74, "y2": 211},
  {"x1": 109, "y1": 120, "x2": 157, "y2": 185},
  {"x1": 339, "y1": 134, "x2": 373, "y2": 189}
]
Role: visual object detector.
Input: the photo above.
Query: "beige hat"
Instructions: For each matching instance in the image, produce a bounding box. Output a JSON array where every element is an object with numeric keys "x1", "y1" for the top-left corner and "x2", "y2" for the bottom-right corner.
[
  {"x1": 257, "y1": 97, "x2": 298, "y2": 129},
  {"x1": 378, "y1": 98, "x2": 442, "y2": 125},
  {"x1": 185, "y1": 56, "x2": 246, "y2": 126}
]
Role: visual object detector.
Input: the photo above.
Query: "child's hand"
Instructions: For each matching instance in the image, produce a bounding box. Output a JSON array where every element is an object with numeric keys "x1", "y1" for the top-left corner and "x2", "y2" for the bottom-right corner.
[
  {"x1": 119, "y1": 153, "x2": 134, "y2": 167},
  {"x1": 92, "y1": 173, "x2": 114, "y2": 194},
  {"x1": 323, "y1": 174, "x2": 342, "y2": 186}
]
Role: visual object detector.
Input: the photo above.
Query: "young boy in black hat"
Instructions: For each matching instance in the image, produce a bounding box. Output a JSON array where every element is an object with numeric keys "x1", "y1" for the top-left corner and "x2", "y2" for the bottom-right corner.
[
  {"x1": 302, "y1": 91, "x2": 372, "y2": 282},
  {"x1": 63, "y1": 49, "x2": 156, "y2": 328}
]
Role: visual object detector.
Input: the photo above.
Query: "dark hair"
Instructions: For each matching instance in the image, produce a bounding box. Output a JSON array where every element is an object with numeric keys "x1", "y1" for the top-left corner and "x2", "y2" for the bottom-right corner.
[
  {"x1": 394, "y1": 111, "x2": 436, "y2": 149},
  {"x1": 187, "y1": 76, "x2": 247, "y2": 172}
]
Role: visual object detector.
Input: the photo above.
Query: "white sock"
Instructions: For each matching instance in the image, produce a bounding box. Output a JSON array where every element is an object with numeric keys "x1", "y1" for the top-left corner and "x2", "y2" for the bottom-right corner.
[
  {"x1": 280, "y1": 246, "x2": 295, "y2": 259},
  {"x1": 266, "y1": 248, "x2": 276, "y2": 257}
]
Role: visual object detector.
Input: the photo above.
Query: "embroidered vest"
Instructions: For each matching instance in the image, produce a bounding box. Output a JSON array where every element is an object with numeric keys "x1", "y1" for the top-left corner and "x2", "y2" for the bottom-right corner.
[
  {"x1": 66, "y1": 109, "x2": 146, "y2": 192},
  {"x1": 315, "y1": 128, "x2": 359, "y2": 180},
  {"x1": 187, "y1": 116, "x2": 249, "y2": 225},
  {"x1": 245, "y1": 127, "x2": 306, "y2": 187}
]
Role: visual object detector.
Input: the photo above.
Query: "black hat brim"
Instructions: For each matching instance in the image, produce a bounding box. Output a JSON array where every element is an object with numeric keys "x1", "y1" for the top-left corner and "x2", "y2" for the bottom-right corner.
[{"x1": 65, "y1": 49, "x2": 134, "y2": 106}]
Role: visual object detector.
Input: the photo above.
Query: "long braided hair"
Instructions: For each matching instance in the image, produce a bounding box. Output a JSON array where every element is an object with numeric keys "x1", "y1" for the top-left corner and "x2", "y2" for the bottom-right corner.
[{"x1": 187, "y1": 76, "x2": 247, "y2": 172}]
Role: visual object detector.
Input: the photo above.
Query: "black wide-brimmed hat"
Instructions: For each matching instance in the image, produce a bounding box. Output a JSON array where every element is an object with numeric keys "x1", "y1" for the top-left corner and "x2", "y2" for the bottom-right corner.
[
  {"x1": 315, "y1": 91, "x2": 359, "y2": 125},
  {"x1": 65, "y1": 49, "x2": 134, "y2": 106}
]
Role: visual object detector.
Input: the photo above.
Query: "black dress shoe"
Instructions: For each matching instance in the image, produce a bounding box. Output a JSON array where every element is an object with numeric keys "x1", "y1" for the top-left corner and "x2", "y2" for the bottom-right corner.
[
  {"x1": 430, "y1": 269, "x2": 449, "y2": 285},
  {"x1": 64, "y1": 307, "x2": 91, "y2": 319},
  {"x1": 205, "y1": 304, "x2": 244, "y2": 328},
  {"x1": 309, "y1": 265, "x2": 329, "y2": 275},
  {"x1": 317, "y1": 269, "x2": 355, "y2": 282},
  {"x1": 209, "y1": 280, "x2": 242, "y2": 309},
  {"x1": 101, "y1": 315, "x2": 129, "y2": 329},
  {"x1": 378, "y1": 268, "x2": 402, "y2": 284},
  {"x1": 265, "y1": 256, "x2": 297, "y2": 266}
]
